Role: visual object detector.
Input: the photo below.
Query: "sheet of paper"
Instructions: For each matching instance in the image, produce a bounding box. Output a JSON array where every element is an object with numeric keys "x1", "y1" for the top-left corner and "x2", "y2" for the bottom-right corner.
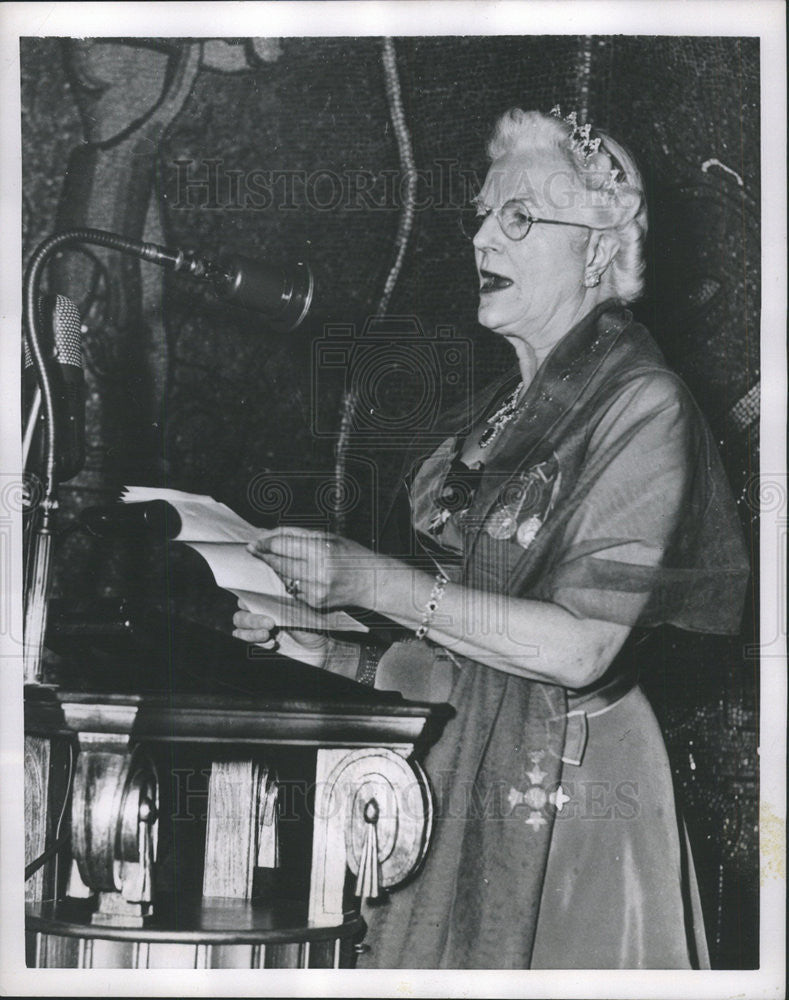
[
  {"x1": 232, "y1": 589, "x2": 368, "y2": 633},
  {"x1": 187, "y1": 541, "x2": 286, "y2": 594},
  {"x1": 122, "y1": 486, "x2": 368, "y2": 633}
]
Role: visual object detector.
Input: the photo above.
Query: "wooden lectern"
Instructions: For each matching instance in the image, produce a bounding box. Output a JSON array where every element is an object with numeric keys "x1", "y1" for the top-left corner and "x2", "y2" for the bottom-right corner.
[{"x1": 24, "y1": 607, "x2": 452, "y2": 968}]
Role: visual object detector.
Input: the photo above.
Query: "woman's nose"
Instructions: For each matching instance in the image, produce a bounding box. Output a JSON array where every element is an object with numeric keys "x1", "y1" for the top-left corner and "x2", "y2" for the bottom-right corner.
[{"x1": 472, "y1": 211, "x2": 503, "y2": 252}]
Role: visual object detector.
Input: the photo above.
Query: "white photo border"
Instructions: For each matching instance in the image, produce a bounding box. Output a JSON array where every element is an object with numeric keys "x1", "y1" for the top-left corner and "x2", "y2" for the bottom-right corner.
[{"x1": 1, "y1": 2, "x2": 785, "y2": 997}]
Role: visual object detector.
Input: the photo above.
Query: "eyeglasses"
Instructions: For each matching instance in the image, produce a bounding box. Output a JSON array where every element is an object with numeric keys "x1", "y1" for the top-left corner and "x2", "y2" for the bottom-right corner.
[{"x1": 459, "y1": 198, "x2": 595, "y2": 242}]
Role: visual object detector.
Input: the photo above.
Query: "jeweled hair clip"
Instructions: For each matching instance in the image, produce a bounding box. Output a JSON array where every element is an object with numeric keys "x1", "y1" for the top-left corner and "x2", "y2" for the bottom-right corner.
[
  {"x1": 550, "y1": 105, "x2": 601, "y2": 162},
  {"x1": 550, "y1": 105, "x2": 624, "y2": 192},
  {"x1": 602, "y1": 167, "x2": 623, "y2": 194}
]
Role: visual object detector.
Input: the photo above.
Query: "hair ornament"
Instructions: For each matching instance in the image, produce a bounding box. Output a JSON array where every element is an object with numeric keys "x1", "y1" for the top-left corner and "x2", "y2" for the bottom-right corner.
[
  {"x1": 550, "y1": 104, "x2": 602, "y2": 164},
  {"x1": 602, "y1": 167, "x2": 623, "y2": 194}
]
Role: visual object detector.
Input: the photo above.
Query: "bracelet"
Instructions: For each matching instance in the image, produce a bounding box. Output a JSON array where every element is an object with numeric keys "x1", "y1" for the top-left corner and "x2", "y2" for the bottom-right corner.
[
  {"x1": 356, "y1": 643, "x2": 386, "y2": 687},
  {"x1": 415, "y1": 571, "x2": 450, "y2": 640}
]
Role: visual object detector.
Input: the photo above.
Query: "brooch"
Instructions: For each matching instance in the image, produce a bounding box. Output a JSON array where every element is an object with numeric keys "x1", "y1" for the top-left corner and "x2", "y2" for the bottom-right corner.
[
  {"x1": 483, "y1": 460, "x2": 557, "y2": 547},
  {"x1": 516, "y1": 515, "x2": 542, "y2": 549},
  {"x1": 507, "y1": 751, "x2": 570, "y2": 832},
  {"x1": 484, "y1": 509, "x2": 518, "y2": 540}
]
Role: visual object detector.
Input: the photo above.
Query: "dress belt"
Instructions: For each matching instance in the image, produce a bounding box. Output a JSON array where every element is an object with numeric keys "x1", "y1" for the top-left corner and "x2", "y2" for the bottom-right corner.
[
  {"x1": 567, "y1": 666, "x2": 639, "y2": 714},
  {"x1": 547, "y1": 669, "x2": 639, "y2": 767}
]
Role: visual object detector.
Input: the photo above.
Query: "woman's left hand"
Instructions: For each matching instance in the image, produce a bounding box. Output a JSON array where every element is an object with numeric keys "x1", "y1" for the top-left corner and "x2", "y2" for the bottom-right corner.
[{"x1": 247, "y1": 527, "x2": 388, "y2": 609}]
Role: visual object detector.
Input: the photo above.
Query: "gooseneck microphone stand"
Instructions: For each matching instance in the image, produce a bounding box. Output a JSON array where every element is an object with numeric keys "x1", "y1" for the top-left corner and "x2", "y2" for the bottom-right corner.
[{"x1": 23, "y1": 228, "x2": 313, "y2": 684}]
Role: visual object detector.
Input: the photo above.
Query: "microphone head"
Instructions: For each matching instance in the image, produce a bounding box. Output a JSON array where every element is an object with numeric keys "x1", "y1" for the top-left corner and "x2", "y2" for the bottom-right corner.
[
  {"x1": 80, "y1": 500, "x2": 182, "y2": 539},
  {"x1": 220, "y1": 254, "x2": 314, "y2": 332},
  {"x1": 24, "y1": 294, "x2": 83, "y2": 369},
  {"x1": 51, "y1": 294, "x2": 83, "y2": 366},
  {"x1": 23, "y1": 293, "x2": 85, "y2": 482}
]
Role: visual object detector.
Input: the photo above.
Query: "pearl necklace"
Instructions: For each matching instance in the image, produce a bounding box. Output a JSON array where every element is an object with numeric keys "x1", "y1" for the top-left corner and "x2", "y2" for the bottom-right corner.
[{"x1": 478, "y1": 382, "x2": 525, "y2": 448}]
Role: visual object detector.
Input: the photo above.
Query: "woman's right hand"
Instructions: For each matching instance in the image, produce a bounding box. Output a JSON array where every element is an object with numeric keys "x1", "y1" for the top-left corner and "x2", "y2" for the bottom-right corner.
[{"x1": 232, "y1": 610, "x2": 331, "y2": 669}]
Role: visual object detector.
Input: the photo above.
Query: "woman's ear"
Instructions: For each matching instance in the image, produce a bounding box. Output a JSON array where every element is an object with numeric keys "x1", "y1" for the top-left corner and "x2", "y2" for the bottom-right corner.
[{"x1": 584, "y1": 230, "x2": 620, "y2": 280}]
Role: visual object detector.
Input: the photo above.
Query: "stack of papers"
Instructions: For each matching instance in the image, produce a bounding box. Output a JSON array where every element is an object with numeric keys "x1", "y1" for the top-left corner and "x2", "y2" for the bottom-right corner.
[{"x1": 121, "y1": 486, "x2": 367, "y2": 633}]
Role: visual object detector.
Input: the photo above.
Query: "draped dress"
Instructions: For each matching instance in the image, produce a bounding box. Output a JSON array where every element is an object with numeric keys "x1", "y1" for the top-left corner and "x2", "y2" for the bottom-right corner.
[{"x1": 355, "y1": 300, "x2": 749, "y2": 969}]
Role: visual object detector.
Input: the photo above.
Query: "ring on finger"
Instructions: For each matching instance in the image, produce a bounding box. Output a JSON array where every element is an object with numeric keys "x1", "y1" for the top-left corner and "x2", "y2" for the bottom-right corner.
[{"x1": 285, "y1": 578, "x2": 301, "y2": 597}]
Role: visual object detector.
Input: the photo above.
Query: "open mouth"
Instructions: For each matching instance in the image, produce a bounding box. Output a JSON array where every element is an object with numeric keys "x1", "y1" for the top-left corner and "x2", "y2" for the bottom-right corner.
[{"x1": 479, "y1": 269, "x2": 514, "y2": 293}]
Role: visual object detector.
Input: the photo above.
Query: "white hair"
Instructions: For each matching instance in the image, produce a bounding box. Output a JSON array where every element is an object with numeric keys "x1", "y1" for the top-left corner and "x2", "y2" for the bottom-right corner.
[{"x1": 487, "y1": 108, "x2": 648, "y2": 303}]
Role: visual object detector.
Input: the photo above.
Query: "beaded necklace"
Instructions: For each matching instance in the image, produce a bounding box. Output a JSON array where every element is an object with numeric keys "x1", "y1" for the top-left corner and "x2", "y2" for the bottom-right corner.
[
  {"x1": 478, "y1": 381, "x2": 525, "y2": 448},
  {"x1": 427, "y1": 382, "x2": 527, "y2": 536}
]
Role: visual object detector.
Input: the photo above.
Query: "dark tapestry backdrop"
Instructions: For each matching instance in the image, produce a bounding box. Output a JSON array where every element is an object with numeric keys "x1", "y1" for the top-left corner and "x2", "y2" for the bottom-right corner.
[{"x1": 20, "y1": 36, "x2": 759, "y2": 967}]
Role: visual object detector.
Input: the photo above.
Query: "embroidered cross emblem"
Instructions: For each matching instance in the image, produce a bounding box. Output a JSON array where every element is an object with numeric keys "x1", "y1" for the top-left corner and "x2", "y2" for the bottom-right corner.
[
  {"x1": 508, "y1": 749, "x2": 570, "y2": 833},
  {"x1": 508, "y1": 784, "x2": 569, "y2": 818}
]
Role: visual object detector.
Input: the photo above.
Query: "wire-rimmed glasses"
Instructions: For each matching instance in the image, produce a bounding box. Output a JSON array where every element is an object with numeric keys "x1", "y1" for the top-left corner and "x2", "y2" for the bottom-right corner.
[{"x1": 459, "y1": 198, "x2": 595, "y2": 242}]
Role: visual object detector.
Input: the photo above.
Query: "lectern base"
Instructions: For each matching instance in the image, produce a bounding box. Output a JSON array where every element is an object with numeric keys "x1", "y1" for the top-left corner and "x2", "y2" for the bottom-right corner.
[{"x1": 27, "y1": 894, "x2": 365, "y2": 968}]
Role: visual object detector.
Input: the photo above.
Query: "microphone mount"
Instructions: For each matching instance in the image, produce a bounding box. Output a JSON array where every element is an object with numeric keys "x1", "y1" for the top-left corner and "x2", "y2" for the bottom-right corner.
[{"x1": 22, "y1": 227, "x2": 313, "y2": 683}]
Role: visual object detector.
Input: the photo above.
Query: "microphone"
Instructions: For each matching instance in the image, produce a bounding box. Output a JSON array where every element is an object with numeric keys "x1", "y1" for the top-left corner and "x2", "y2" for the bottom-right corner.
[
  {"x1": 23, "y1": 294, "x2": 85, "y2": 482},
  {"x1": 80, "y1": 500, "x2": 182, "y2": 538},
  {"x1": 210, "y1": 253, "x2": 314, "y2": 332}
]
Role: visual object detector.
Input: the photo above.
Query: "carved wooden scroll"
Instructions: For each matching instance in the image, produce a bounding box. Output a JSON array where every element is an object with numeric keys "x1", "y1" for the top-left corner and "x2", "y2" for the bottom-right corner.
[
  {"x1": 70, "y1": 738, "x2": 159, "y2": 926},
  {"x1": 309, "y1": 747, "x2": 432, "y2": 926}
]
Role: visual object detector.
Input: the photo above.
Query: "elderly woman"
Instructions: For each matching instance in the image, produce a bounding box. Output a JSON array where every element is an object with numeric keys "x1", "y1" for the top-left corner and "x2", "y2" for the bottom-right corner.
[{"x1": 233, "y1": 108, "x2": 748, "y2": 969}]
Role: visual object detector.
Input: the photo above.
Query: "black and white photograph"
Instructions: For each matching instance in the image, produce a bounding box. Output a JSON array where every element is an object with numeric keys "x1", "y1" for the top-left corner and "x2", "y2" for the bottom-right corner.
[{"x1": 0, "y1": 2, "x2": 785, "y2": 996}]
